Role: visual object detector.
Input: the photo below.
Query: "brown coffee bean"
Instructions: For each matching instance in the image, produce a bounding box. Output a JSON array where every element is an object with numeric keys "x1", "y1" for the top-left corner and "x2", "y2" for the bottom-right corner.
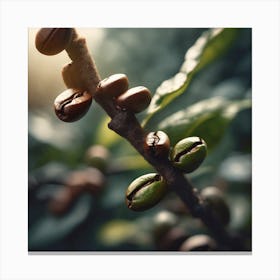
[
  {"x1": 54, "y1": 89, "x2": 92, "y2": 122},
  {"x1": 116, "y1": 86, "x2": 151, "y2": 113},
  {"x1": 96, "y1": 74, "x2": 129, "y2": 98},
  {"x1": 144, "y1": 131, "x2": 170, "y2": 158},
  {"x1": 35, "y1": 28, "x2": 73, "y2": 55}
]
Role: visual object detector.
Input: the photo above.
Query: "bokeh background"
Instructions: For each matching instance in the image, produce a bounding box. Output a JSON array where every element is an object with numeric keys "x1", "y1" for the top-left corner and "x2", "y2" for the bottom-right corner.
[{"x1": 28, "y1": 28, "x2": 251, "y2": 251}]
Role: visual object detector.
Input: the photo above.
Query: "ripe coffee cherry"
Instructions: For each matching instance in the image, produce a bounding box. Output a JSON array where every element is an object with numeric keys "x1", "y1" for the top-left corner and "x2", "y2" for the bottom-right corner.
[
  {"x1": 54, "y1": 89, "x2": 92, "y2": 122},
  {"x1": 116, "y1": 86, "x2": 151, "y2": 113},
  {"x1": 144, "y1": 131, "x2": 170, "y2": 158},
  {"x1": 126, "y1": 173, "x2": 167, "y2": 211},
  {"x1": 96, "y1": 74, "x2": 129, "y2": 98},
  {"x1": 35, "y1": 28, "x2": 73, "y2": 56}
]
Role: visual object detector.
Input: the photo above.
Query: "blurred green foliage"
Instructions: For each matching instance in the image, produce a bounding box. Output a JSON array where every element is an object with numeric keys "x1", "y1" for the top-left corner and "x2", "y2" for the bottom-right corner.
[
  {"x1": 28, "y1": 28, "x2": 251, "y2": 251},
  {"x1": 143, "y1": 28, "x2": 240, "y2": 126}
]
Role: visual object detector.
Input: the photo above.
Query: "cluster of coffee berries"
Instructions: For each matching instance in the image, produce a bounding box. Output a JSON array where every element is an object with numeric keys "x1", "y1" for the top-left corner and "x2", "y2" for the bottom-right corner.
[
  {"x1": 152, "y1": 195, "x2": 230, "y2": 251},
  {"x1": 152, "y1": 210, "x2": 218, "y2": 251},
  {"x1": 35, "y1": 29, "x2": 153, "y2": 122},
  {"x1": 35, "y1": 28, "x2": 94, "y2": 122},
  {"x1": 96, "y1": 73, "x2": 152, "y2": 114},
  {"x1": 47, "y1": 144, "x2": 112, "y2": 216},
  {"x1": 126, "y1": 133, "x2": 208, "y2": 211},
  {"x1": 48, "y1": 167, "x2": 105, "y2": 215},
  {"x1": 144, "y1": 132, "x2": 207, "y2": 171}
]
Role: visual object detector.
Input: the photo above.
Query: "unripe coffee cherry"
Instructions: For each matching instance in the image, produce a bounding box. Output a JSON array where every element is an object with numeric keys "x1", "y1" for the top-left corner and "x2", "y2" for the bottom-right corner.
[
  {"x1": 200, "y1": 186, "x2": 230, "y2": 226},
  {"x1": 144, "y1": 131, "x2": 170, "y2": 158},
  {"x1": 54, "y1": 89, "x2": 92, "y2": 122},
  {"x1": 116, "y1": 86, "x2": 151, "y2": 113},
  {"x1": 126, "y1": 173, "x2": 167, "y2": 211},
  {"x1": 96, "y1": 73, "x2": 129, "y2": 98},
  {"x1": 35, "y1": 28, "x2": 73, "y2": 56},
  {"x1": 170, "y1": 136, "x2": 207, "y2": 173},
  {"x1": 179, "y1": 234, "x2": 217, "y2": 251}
]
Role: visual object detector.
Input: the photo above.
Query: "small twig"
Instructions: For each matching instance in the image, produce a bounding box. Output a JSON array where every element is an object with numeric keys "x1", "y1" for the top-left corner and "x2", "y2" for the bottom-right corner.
[{"x1": 65, "y1": 29, "x2": 101, "y2": 95}]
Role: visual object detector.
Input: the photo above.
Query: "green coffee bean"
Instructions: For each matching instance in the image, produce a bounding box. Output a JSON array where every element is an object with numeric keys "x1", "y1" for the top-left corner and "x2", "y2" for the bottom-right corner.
[
  {"x1": 126, "y1": 173, "x2": 167, "y2": 211},
  {"x1": 171, "y1": 136, "x2": 207, "y2": 173}
]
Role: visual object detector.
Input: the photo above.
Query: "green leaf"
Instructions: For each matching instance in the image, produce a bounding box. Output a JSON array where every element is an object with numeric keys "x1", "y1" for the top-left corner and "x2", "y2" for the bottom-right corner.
[
  {"x1": 28, "y1": 194, "x2": 92, "y2": 250},
  {"x1": 142, "y1": 28, "x2": 239, "y2": 127},
  {"x1": 158, "y1": 97, "x2": 251, "y2": 151}
]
